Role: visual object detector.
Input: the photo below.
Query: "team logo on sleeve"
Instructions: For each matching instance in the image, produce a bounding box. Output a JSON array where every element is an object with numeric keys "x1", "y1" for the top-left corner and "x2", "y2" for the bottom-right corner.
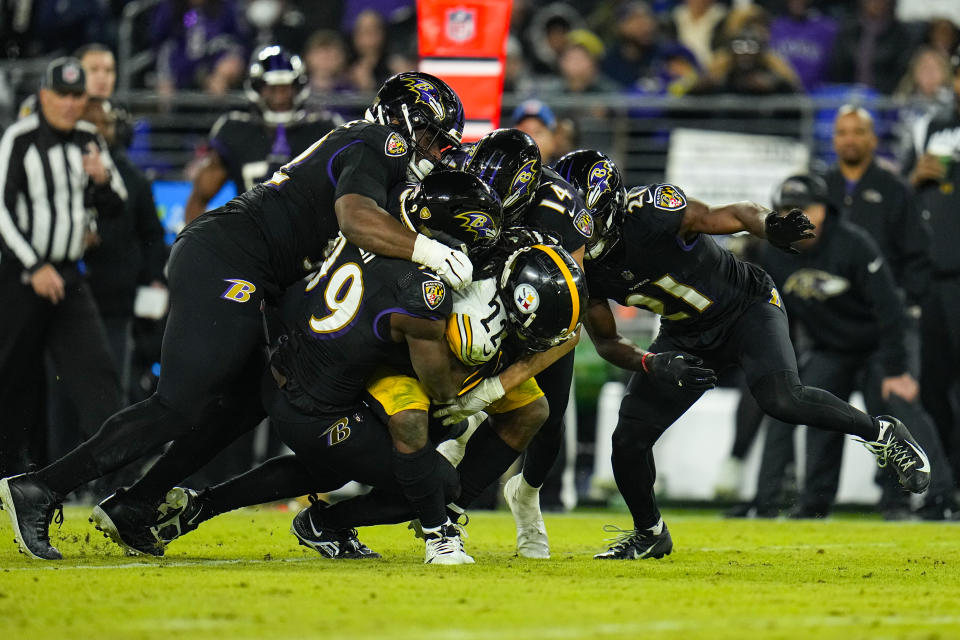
[
  {"x1": 402, "y1": 77, "x2": 445, "y2": 119},
  {"x1": 455, "y1": 210, "x2": 497, "y2": 240},
  {"x1": 505, "y1": 158, "x2": 539, "y2": 208},
  {"x1": 586, "y1": 160, "x2": 613, "y2": 209},
  {"x1": 514, "y1": 283, "x2": 540, "y2": 314},
  {"x1": 574, "y1": 209, "x2": 594, "y2": 237},
  {"x1": 385, "y1": 132, "x2": 408, "y2": 157},
  {"x1": 422, "y1": 280, "x2": 446, "y2": 310},
  {"x1": 221, "y1": 279, "x2": 256, "y2": 303},
  {"x1": 653, "y1": 184, "x2": 686, "y2": 211}
]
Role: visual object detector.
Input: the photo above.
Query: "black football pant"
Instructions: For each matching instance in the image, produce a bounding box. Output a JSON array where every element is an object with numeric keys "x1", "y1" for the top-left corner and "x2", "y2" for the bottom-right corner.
[
  {"x1": 34, "y1": 235, "x2": 273, "y2": 497},
  {"x1": 612, "y1": 301, "x2": 880, "y2": 531},
  {"x1": 754, "y1": 349, "x2": 953, "y2": 513},
  {"x1": 519, "y1": 349, "x2": 575, "y2": 503},
  {"x1": 0, "y1": 262, "x2": 122, "y2": 480},
  {"x1": 920, "y1": 276, "x2": 960, "y2": 488}
]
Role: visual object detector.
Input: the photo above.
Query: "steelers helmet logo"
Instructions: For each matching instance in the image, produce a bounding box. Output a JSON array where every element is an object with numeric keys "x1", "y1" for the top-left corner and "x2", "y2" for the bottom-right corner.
[
  {"x1": 505, "y1": 158, "x2": 538, "y2": 208},
  {"x1": 403, "y1": 77, "x2": 445, "y2": 120},
  {"x1": 586, "y1": 161, "x2": 612, "y2": 209},
  {"x1": 514, "y1": 283, "x2": 540, "y2": 315},
  {"x1": 455, "y1": 210, "x2": 497, "y2": 240}
]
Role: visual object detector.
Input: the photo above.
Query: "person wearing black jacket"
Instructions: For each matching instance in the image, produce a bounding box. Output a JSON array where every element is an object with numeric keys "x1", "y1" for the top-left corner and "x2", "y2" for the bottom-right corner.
[
  {"x1": 823, "y1": 104, "x2": 933, "y2": 515},
  {"x1": 0, "y1": 58, "x2": 126, "y2": 479},
  {"x1": 747, "y1": 175, "x2": 954, "y2": 519},
  {"x1": 905, "y1": 50, "x2": 960, "y2": 492}
]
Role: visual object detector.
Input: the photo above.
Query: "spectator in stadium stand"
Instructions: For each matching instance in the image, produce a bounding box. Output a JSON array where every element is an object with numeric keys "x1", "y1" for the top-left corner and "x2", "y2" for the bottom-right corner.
[
  {"x1": 523, "y1": 2, "x2": 584, "y2": 75},
  {"x1": 502, "y1": 35, "x2": 537, "y2": 95},
  {"x1": 690, "y1": 26, "x2": 801, "y2": 96},
  {"x1": 904, "y1": 48, "x2": 960, "y2": 489},
  {"x1": 542, "y1": 30, "x2": 618, "y2": 115},
  {"x1": 631, "y1": 43, "x2": 701, "y2": 97},
  {"x1": 828, "y1": 0, "x2": 914, "y2": 95},
  {"x1": 0, "y1": 57, "x2": 125, "y2": 479},
  {"x1": 895, "y1": 46, "x2": 955, "y2": 159},
  {"x1": 512, "y1": 99, "x2": 560, "y2": 164},
  {"x1": 345, "y1": 9, "x2": 391, "y2": 92},
  {"x1": 663, "y1": 0, "x2": 728, "y2": 69},
  {"x1": 600, "y1": 1, "x2": 667, "y2": 90},
  {"x1": 150, "y1": 0, "x2": 248, "y2": 98},
  {"x1": 925, "y1": 17, "x2": 960, "y2": 61},
  {"x1": 768, "y1": 0, "x2": 839, "y2": 92},
  {"x1": 2, "y1": 0, "x2": 113, "y2": 59},
  {"x1": 244, "y1": 0, "x2": 310, "y2": 53},
  {"x1": 303, "y1": 30, "x2": 350, "y2": 96}
]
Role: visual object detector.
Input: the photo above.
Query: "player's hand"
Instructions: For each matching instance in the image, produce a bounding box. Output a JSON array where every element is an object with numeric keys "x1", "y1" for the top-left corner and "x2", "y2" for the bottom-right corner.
[
  {"x1": 644, "y1": 351, "x2": 717, "y2": 391},
  {"x1": 412, "y1": 235, "x2": 473, "y2": 290},
  {"x1": 30, "y1": 263, "x2": 65, "y2": 304},
  {"x1": 882, "y1": 373, "x2": 919, "y2": 403},
  {"x1": 82, "y1": 142, "x2": 109, "y2": 185},
  {"x1": 765, "y1": 209, "x2": 815, "y2": 254},
  {"x1": 433, "y1": 377, "x2": 505, "y2": 425}
]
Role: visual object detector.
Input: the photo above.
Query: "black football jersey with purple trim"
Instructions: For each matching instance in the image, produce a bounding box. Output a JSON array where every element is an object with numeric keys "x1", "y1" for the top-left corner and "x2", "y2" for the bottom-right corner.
[
  {"x1": 269, "y1": 237, "x2": 452, "y2": 417},
  {"x1": 215, "y1": 119, "x2": 411, "y2": 288},
  {"x1": 208, "y1": 111, "x2": 337, "y2": 193},
  {"x1": 585, "y1": 184, "x2": 774, "y2": 335},
  {"x1": 522, "y1": 167, "x2": 592, "y2": 255}
]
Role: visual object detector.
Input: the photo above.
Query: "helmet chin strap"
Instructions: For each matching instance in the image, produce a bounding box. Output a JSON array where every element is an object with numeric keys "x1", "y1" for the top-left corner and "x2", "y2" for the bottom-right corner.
[{"x1": 262, "y1": 109, "x2": 295, "y2": 125}]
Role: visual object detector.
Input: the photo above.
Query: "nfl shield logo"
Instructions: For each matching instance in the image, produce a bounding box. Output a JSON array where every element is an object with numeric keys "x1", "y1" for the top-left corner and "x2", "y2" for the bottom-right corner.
[
  {"x1": 422, "y1": 280, "x2": 446, "y2": 310},
  {"x1": 446, "y1": 9, "x2": 476, "y2": 43}
]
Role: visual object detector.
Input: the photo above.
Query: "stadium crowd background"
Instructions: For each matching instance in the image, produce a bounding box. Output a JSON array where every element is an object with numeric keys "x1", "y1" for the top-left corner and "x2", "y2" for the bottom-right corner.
[{"x1": 2, "y1": 0, "x2": 959, "y2": 513}]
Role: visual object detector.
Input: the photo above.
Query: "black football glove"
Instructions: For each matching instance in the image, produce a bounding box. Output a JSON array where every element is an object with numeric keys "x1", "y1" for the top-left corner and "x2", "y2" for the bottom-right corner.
[
  {"x1": 765, "y1": 208, "x2": 816, "y2": 254},
  {"x1": 644, "y1": 351, "x2": 718, "y2": 391}
]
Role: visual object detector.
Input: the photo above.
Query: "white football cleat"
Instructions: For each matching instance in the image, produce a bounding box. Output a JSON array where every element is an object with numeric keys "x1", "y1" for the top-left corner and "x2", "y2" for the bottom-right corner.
[
  {"x1": 424, "y1": 522, "x2": 475, "y2": 565},
  {"x1": 503, "y1": 473, "x2": 549, "y2": 559}
]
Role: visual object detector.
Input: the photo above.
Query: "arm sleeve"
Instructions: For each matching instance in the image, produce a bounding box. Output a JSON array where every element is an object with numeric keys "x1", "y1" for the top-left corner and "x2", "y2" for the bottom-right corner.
[
  {"x1": 0, "y1": 130, "x2": 39, "y2": 270},
  {"x1": 856, "y1": 235, "x2": 909, "y2": 376},
  {"x1": 333, "y1": 137, "x2": 407, "y2": 207}
]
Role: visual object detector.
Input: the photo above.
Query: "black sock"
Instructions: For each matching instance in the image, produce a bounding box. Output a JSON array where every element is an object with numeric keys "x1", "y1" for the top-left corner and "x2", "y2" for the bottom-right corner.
[
  {"x1": 522, "y1": 416, "x2": 562, "y2": 488},
  {"x1": 456, "y1": 420, "x2": 521, "y2": 508},
  {"x1": 202, "y1": 455, "x2": 322, "y2": 519},
  {"x1": 393, "y1": 445, "x2": 447, "y2": 529}
]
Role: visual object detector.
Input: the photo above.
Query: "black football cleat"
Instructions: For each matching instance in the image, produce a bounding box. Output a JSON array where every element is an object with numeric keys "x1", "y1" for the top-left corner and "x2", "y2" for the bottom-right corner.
[
  {"x1": 0, "y1": 474, "x2": 64, "y2": 560},
  {"x1": 594, "y1": 520, "x2": 673, "y2": 560},
  {"x1": 90, "y1": 489, "x2": 164, "y2": 557},
  {"x1": 857, "y1": 416, "x2": 931, "y2": 494},
  {"x1": 152, "y1": 487, "x2": 210, "y2": 546},
  {"x1": 290, "y1": 506, "x2": 380, "y2": 559}
]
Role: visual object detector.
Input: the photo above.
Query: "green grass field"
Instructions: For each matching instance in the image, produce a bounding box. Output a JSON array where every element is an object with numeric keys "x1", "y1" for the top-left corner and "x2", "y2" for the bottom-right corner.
[{"x1": 2, "y1": 506, "x2": 959, "y2": 639}]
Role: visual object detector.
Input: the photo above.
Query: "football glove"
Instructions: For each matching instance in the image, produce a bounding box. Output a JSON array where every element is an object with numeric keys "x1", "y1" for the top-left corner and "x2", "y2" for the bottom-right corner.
[
  {"x1": 433, "y1": 377, "x2": 505, "y2": 425},
  {"x1": 644, "y1": 351, "x2": 718, "y2": 391},
  {"x1": 765, "y1": 208, "x2": 816, "y2": 254},
  {"x1": 412, "y1": 234, "x2": 473, "y2": 290}
]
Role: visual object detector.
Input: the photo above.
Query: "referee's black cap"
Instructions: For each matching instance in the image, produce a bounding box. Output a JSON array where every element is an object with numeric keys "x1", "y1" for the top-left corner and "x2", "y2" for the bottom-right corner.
[{"x1": 42, "y1": 57, "x2": 86, "y2": 95}]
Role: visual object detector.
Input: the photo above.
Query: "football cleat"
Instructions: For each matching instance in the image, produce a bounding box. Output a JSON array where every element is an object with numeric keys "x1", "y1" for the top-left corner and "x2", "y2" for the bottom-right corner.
[
  {"x1": 0, "y1": 474, "x2": 64, "y2": 560},
  {"x1": 856, "y1": 416, "x2": 931, "y2": 494},
  {"x1": 290, "y1": 507, "x2": 380, "y2": 559},
  {"x1": 503, "y1": 473, "x2": 549, "y2": 559},
  {"x1": 594, "y1": 520, "x2": 673, "y2": 560},
  {"x1": 424, "y1": 521, "x2": 475, "y2": 565},
  {"x1": 90, "y1": 489, "x2": 164, "y2": 557},
  {"x1": 152, "y1": 487, "x2": 209, "y2": 545}
]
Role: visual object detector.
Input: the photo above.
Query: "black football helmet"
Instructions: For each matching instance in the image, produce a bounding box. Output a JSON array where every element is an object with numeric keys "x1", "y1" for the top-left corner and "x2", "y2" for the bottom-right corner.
[
  {"x1": 554, "y1": 149, "x2": 626, "y2": 261},
  {"x1": 498, "y1": 243, "x2": 587, "y2": 352},
  {"x1": 463, "y1": 128, "x2": 542, "y2": 227},
  {"x1": 244, "y1": 45, "x2": 309, "y2": 124},
  {"x1": 367, "y1": 71, "x2": 465, "y2": 180},
  {"x1": 399, "y1": 170, "x2": 503, "y2": 260}
]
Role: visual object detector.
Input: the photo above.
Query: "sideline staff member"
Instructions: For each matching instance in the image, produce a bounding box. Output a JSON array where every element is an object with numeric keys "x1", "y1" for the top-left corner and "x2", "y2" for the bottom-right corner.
[{"x1": 0, "y1": 57, "x2": 126, "y2": 478}]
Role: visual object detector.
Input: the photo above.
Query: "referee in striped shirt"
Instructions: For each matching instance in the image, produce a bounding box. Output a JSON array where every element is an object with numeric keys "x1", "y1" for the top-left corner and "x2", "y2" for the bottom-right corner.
[{"x1": 0, "y1": 57, "x2": 126, "y2": 479}]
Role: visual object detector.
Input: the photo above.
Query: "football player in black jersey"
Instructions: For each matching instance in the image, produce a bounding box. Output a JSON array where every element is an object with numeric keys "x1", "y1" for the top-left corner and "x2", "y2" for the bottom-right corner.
[
  {"x1": 559, "y1": 150, "x2": 932, "y2": 560},
  {"x1": 0, "y1": 71, "x2": 475, "y2": 561},
  {"x1": 184, "y1": 45, "x2": 340, "y2": 224}
]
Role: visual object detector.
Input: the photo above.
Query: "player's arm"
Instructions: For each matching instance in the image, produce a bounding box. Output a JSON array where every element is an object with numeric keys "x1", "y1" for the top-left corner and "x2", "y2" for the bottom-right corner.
[
  {"x1": 392, "y1": 313, "x2": 467, "y2": 403},
  {"x1": 583, "y1": 296, "x2": 717, "y2": 389},
  {"x1": 498, "y1": 333, "x2": 580, "y2": 392},
  {"x1": 185, "y1": 150, "x2": 229, "y2": 223},
  {"x1": 335, "y1": 194, "x2": 472, "y2": 289},
  {"x1": 680, "y1": 198, "x2": 815, "y2": 253}
]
